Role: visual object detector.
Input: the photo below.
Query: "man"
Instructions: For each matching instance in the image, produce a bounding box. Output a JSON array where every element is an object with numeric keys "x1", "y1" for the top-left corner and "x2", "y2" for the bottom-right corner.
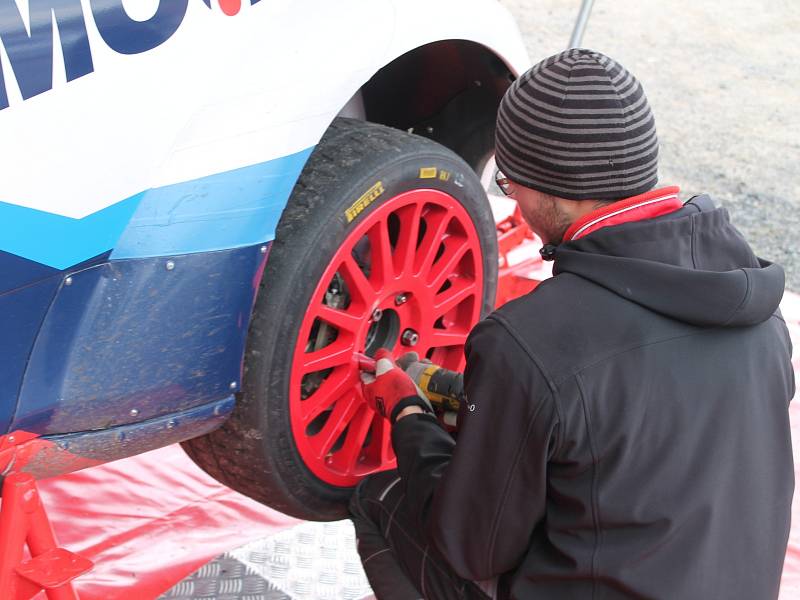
[{"x1": 350, "y1": 48, "x2": 795, "y2": 599}]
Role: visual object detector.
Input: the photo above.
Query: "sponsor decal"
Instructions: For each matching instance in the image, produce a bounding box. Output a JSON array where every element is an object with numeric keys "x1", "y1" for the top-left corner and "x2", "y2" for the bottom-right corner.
[
  {"x1": 345, "y1": 181, "x2": 384, "y2": 223},
  {"x1": 419, "y1": 167, "x2": 437, "y2": 179},
  {"x1": 200, "y1": 0, "x2": 261, "y2": 16},
  {"x1": 0, "y1": 0, "x2": 261, "y2": 110}
]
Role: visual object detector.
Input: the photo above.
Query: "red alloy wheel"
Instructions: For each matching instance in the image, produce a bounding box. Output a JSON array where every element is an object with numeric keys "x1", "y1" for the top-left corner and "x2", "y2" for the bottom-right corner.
[{"x1": 289, "y1": 188, "x2": 485, "y2": 486}]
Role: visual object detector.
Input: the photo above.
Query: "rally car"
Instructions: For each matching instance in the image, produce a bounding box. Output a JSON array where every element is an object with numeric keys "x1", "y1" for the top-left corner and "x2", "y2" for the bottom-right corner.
[{"x1": 0, "y1": 0, "x2": 530, "y2": 519}]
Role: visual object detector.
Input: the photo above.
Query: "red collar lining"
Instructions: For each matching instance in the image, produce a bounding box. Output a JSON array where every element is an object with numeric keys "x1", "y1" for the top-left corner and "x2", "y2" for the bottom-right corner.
[{"x1": 563, "y1": 186, "x2": 682, "y2": 242}]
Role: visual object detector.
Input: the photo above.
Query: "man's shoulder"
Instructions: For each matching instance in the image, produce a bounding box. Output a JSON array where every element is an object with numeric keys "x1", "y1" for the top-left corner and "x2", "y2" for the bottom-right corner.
[
  {"x1": 493, "y1": 271, "x2": 607, "y2": 328},
  {"x1": 489, "y1": 273, "x2": 607, "y2": 379},
  {"x1": 489, "y1": 271, "x2": 692, "y2": 383}
]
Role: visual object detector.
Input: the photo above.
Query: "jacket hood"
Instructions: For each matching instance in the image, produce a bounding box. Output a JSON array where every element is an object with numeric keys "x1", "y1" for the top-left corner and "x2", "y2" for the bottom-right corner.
[{"x1": 553, "y1": 196, "x2": 785, "y2": 327}]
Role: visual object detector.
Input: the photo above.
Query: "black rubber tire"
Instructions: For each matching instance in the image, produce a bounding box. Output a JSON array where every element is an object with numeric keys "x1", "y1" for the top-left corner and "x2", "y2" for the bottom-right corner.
[{"x1": 182, "y1": 118, "x2": 498, "y2": 521}]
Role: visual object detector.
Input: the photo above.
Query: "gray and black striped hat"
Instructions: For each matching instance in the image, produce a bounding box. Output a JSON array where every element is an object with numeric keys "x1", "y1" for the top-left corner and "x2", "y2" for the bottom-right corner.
[{"x1": 495, "y1": 49, "x2": 659, "y2": 201}]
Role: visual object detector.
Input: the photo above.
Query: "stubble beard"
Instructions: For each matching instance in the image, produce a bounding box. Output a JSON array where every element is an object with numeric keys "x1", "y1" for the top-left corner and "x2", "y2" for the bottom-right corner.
[{"x1": 525, "y1": 195, "x2": 572, "y2": 245}]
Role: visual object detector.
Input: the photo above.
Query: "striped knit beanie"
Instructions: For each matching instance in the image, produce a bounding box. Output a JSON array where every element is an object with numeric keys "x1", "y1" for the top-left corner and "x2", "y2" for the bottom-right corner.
[{"x1": 495, "y1": 49, "x2": 659, "y2": 201}]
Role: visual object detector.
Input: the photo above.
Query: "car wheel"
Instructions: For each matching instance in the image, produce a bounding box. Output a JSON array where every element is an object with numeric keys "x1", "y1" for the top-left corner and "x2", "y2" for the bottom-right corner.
[{"x1": 182, "y1": 117, "x2": 498, "y2": 520}]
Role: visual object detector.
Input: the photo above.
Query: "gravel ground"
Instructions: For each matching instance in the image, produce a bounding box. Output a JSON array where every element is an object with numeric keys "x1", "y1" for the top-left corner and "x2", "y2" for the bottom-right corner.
[{"x1": 500, "y1": 0, "x2": 800, "y2": 290}]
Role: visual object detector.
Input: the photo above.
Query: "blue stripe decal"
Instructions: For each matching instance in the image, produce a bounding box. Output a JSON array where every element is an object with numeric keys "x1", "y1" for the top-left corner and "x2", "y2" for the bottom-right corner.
[
  {"x1": 0, "y1": 146, "x2": 313, "y2": 270},
  {"x1": 111, "y1": 146, "x2": 313, "y2": 260},
  {"x1": 0, "y1": 194, "x2": 143, "y2": 270}
]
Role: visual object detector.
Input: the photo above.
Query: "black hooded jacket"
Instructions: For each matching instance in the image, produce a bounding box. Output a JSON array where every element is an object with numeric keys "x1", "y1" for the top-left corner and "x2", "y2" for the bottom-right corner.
[{"x1": 392, "y1": 195, "x2": 795, "y2": 599}]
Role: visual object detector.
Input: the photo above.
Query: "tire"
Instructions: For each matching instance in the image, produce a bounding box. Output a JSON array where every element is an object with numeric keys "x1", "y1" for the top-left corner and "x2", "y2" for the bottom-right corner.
[{"x1": 182, "y1": 118, "x2": 498, "y2": 520}]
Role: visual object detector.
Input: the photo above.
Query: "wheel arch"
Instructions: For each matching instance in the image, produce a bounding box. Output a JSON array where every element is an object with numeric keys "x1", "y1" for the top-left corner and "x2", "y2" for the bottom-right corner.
[{"x1": 339, "y1": 39, "x2": 518, "y2": 174}]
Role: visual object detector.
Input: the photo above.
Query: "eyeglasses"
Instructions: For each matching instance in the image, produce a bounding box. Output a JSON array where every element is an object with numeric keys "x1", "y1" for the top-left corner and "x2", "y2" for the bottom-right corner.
[{"x1": 494, "y1": 169, "x2": 514, "y2": 197}]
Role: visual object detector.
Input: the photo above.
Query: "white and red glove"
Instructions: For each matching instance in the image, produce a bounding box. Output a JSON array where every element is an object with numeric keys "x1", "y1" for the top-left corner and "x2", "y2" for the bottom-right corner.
[{"x1": 360, "y1": 349, "x2": 433, "y2": 423}]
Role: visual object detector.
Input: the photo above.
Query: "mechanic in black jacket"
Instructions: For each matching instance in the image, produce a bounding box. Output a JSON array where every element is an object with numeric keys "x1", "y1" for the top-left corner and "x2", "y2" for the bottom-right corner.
[{"x1": 350, "y1": 49, "x2": 795, "y2": 600}]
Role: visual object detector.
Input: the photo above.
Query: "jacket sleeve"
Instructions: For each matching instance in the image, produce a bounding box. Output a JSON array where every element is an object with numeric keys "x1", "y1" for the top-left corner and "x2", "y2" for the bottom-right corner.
[{"x1": 391, "y1": 316, "x2": 560, "y2": 581}]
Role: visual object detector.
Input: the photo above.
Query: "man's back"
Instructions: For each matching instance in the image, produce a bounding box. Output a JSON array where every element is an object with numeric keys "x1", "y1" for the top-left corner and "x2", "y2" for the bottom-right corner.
[
  {"x1": 351, "y1": 48, "x2": 795, "y2": 600},
  {"x1": 484, "y1": 197, "x2": 794, "y2": 598}
]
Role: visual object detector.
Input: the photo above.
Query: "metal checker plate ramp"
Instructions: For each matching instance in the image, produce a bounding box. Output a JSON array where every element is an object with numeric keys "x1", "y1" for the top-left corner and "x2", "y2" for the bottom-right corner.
[{"x1": 160, "y1": 520, "x2": 375, "y2": 600}]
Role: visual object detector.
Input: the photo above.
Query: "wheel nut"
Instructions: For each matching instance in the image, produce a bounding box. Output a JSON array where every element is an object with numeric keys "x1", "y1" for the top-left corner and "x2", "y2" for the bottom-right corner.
[
  {"x1": 401, "y1": 329, "x2": 419, "y2": 347},
  {"x1": 395, "y1": 293, "x2": 408, "y2": 306},
  {"x1": 371, "y1": 308, "x2": 383, "y2": 322}
]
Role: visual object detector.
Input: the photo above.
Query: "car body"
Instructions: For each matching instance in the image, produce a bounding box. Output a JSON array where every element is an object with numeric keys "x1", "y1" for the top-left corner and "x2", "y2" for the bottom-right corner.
[{"x1": 0, "y1": 0, "x2": 529, "y2": 478}]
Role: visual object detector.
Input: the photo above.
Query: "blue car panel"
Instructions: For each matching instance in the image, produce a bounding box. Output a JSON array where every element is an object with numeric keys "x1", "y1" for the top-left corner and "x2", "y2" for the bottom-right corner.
[{"x1": 11, "y1": 244, "x2": 267, "y2": 434}]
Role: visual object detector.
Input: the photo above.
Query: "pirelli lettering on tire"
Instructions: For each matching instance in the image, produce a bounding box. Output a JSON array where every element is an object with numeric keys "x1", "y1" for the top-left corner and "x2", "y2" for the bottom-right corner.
[{"x1": 345, "y1": 181, "x2": 385, "y2": 223}]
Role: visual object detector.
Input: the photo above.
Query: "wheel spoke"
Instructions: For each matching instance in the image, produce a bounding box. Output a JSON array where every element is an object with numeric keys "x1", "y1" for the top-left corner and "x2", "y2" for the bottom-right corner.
[
  {"x1": 415, "y1": 209, "x2": 452, "y2": 276},
  {"x1": 339, "y1": 255, "x2": 375, "y2": 305},
  {"x1": 429, "y1": 330, "x2": 469, "y2": 348},
  {"x1": 302, "y1": 368, "x2": 359, "y2": 424},
  {"x1": 376, "y1": 416, "x2": 394, "y2": 464},
  {"x1": 367, "y1": 218, "x2": 394, "y2": 289},
  {"x1": 334, "y1": 405, "x2": 374, "y2": 473},
  {"x1": 317, "y1": 305, "x2": 364, "y2": 335},
  {"x1": 393, "y1": 203, "x2": 423, "y2": 275},
  {"x1": 433, "y1": 280, "x2": 478, "y2": 317},
  {"x1": 300, "y1": 339, "x2": 355, "y2": 374},
  {"x1": 314, "y1": 392, "x2": 360, "y2": 459},
  {"x1": 428, "y1": 237, "x2": 471, "y2": 290}
]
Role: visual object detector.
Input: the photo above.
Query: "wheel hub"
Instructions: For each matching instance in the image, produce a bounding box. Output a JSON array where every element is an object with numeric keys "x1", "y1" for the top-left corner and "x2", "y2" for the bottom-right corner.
[{"x1": 364, "y1": 307, "x2": 400, "y2": 354}]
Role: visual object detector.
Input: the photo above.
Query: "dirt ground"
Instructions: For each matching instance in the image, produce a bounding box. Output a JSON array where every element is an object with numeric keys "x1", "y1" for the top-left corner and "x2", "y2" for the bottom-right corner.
[{"x1": 499, "y1": 0, "x2": 800, "y2": 290}]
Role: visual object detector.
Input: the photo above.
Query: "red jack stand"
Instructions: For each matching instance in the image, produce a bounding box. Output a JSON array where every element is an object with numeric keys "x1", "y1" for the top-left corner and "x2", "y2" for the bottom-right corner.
[
  {"x1": 495, "y1": 205, "x2": 544, "y2": 307},
  {"x1": 0, "y1": 472, "x2": 93, "y2": 599}
]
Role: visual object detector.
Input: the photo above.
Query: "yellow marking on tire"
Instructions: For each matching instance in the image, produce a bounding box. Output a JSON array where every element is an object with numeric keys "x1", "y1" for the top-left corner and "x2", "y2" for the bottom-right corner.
[
  {"x1": 438, "y1": 170, "x2": 451, "y2": 182},
  {"x1": 345, "y1": 181, "x2": 385, "y2": 223},
  {"x1": 419, "y1": 167, "x2": 438, "y2": 179}
]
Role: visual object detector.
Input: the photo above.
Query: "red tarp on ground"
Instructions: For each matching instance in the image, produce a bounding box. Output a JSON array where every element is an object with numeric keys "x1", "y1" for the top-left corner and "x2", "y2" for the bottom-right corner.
[
  {"x1": 38, "y1": 446, "x2": 301, "y2": 599},
  {"x1": 20, "y1": 291, "x2": 800, "y2": 599}
]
